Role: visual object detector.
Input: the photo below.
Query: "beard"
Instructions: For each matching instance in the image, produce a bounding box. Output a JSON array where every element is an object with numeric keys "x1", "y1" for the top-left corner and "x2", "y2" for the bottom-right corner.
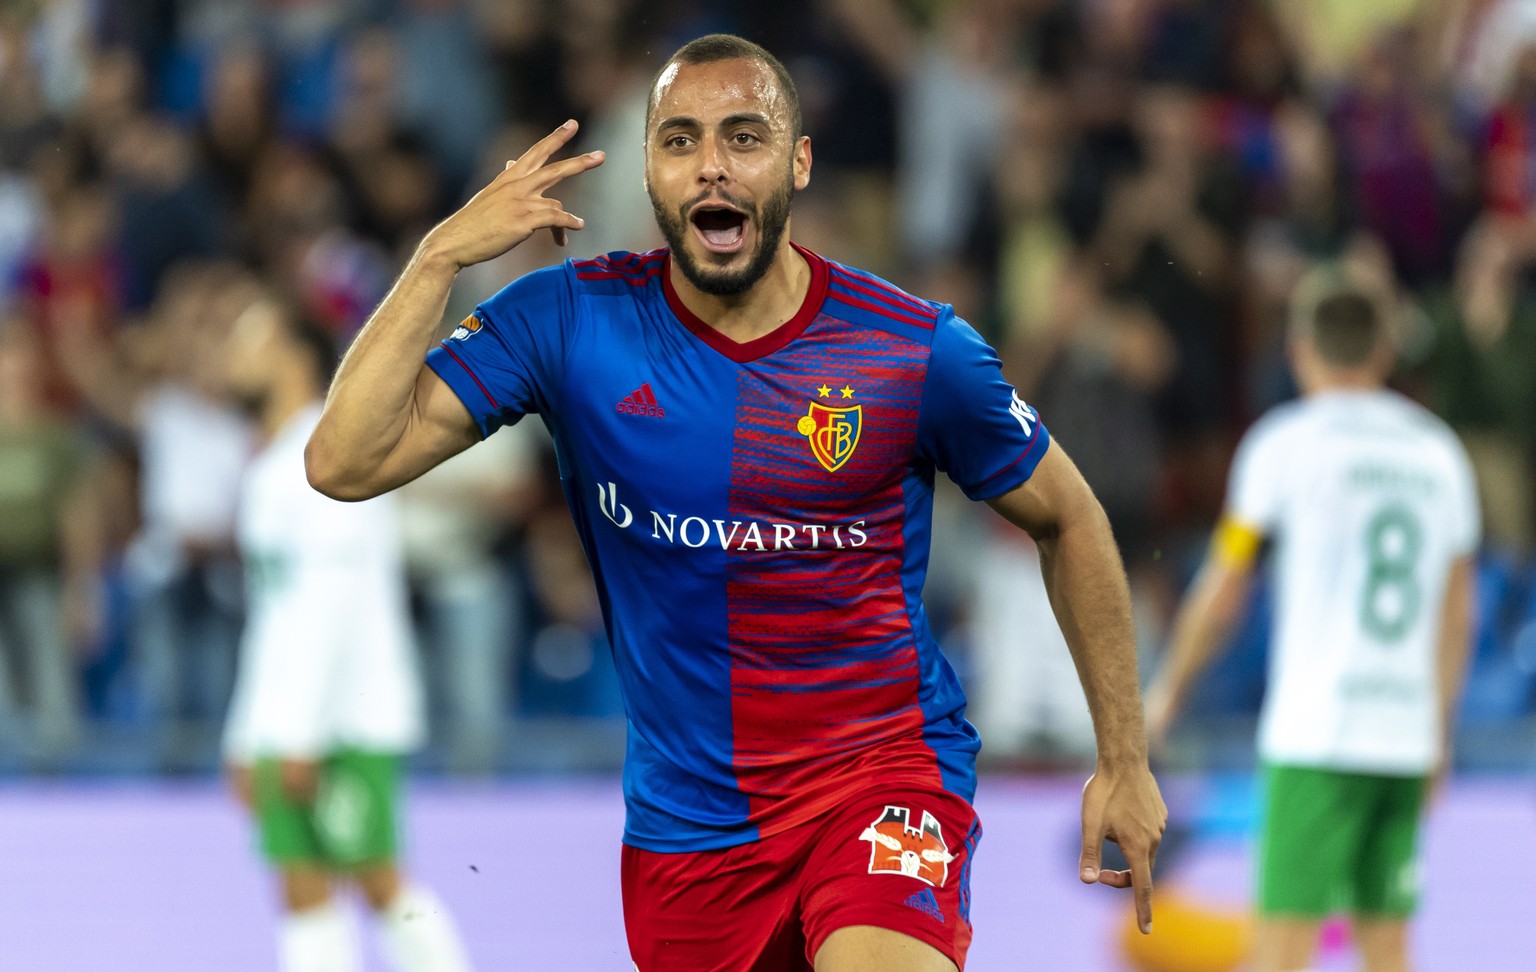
[{"x1": 650, "y1": 173, "x2": 793, "y2": 297}]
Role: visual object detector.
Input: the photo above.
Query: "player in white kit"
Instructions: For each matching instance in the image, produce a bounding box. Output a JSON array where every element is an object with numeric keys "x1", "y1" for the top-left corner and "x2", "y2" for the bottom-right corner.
[
  {"x1": 1146, "y1": 282, "x2": 1478, "y2": 972},
  {"x1": 221, "y1": 297, "x2": 472, "y2": 972}
]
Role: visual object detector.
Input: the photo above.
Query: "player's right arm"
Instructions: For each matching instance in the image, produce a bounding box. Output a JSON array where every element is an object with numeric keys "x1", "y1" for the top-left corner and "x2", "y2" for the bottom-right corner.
[
  {"x1": 1145, "y1": 415, "x2": 1287, "y2": 747},
  {"x1": 1143, "y1": 516, "x2": 1263, "y2": 747},
  {"x1": 305, "y1": 121, "x2": 604, "y2": 501}
]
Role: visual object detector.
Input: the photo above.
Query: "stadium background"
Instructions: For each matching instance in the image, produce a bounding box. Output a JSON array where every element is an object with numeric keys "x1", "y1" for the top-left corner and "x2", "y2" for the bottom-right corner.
[{"x1": 0, "y1": 0, "x2": 1533, "y2": 968}]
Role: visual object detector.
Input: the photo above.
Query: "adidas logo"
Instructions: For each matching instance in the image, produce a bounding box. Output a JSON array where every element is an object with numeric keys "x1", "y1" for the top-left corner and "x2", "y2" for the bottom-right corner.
[
  {"x1": 903, "y1": 887, "x2": 945, "y2": 924},
  {"x1": 615, "y1": 383, "x2": 666, "y2": 418}
]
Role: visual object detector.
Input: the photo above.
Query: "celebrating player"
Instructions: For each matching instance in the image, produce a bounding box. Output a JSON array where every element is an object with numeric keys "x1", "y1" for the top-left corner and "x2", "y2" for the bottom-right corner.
[
  {"x1": 1145, "y1": 281, "x2": 1478, "y2": 972},
  {"x1": 307, "y1": 34, "x2": 1164, "y2": 972},
  {"x1": 222, "y1": 298, "x2": 471, "y2": 972}
]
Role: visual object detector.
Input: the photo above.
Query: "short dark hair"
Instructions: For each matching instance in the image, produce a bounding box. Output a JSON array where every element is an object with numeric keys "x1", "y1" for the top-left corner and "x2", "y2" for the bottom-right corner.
[
  {"x1": 646, "y1": 34, "x2": 802, "y2": 140},
  {"x1": 1307, "y1": 290, "x2": 1381, "y2": 367}
]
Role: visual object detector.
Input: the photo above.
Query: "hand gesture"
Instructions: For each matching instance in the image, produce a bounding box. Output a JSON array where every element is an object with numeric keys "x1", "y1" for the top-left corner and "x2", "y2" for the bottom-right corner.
[
  {"x1": 1080, "y1": 762, "x2": 1167, "y2": 934},
  {"x1": 422, "y1": 120, "x2": 605, "y2": 271}
]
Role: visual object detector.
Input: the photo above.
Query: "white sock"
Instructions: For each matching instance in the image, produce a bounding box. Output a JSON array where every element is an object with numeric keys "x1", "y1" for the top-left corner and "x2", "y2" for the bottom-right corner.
[
  {"x1": 280, "y1": 900, "x2": 361, "y2": 972},
  {"x1": 377, "y1": 883, "x2": 473, "y2": 972}
]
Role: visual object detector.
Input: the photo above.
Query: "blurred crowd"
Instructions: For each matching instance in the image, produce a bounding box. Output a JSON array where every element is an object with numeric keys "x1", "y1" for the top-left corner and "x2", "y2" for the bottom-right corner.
[{"x1": 1, "y1": 0, "x2": 1534, "y2": 776}]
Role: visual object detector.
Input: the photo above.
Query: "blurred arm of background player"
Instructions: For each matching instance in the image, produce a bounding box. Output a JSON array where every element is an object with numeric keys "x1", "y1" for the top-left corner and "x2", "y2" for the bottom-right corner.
[
  {"x1": 987, "y1": 440, "x2": 1168, "y2": 935},
  {"x1": 306, "y1": 122, "x2": 603, "y2": 501},
  {"x1": 1142, "y1": 516, "x2": 1261, "y2": 749},
  {"x1": 1433, "y1": 555, "x2": 1475, "y2": 795}
]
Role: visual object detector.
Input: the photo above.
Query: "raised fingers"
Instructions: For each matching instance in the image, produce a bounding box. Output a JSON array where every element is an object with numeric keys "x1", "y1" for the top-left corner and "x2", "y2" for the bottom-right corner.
[
  {"x1": 525, "y1": 150, "x2": 607, "y2": 194},
  {"x1": 510, "y1": 119, "x2": 581, "y2": 176}
]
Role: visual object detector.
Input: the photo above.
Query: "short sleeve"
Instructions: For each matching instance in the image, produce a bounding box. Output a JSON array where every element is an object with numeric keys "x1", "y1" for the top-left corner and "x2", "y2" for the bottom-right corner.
[
  {"x1": 916, "y1": 310, "x2": 1051, "y2": 501},
  {"x1": 425, "y1": 263, "x2": 576, "y2": 438},
  {"x1": 1225, "y1": 415, "x2": 1289, "y2": 532}
]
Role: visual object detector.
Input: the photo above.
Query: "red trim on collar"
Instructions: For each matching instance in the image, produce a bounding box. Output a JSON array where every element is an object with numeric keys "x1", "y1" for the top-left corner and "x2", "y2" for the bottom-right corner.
[{"x1": 662, "y1": 243, "x2": 829, "y2": 363}]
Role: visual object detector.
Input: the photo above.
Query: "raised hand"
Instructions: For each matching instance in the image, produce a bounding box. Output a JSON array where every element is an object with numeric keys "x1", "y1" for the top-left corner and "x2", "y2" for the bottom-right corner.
[
  {"x1": 422, "y1": 120, "x2": 605, "y2": 271},
  {"x1": 1079, "y1": 762, "x2": 1167, "y2": 935}
]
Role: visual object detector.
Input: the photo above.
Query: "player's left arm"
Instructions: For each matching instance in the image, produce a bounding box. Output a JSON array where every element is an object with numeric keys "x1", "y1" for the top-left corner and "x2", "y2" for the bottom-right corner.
[
  {"x1": 986, "y1": 439, "x2": 1167, "y2": 934},
  {"x1": 1433, "y1": 554, "x2": 1475, "y2": 790}
]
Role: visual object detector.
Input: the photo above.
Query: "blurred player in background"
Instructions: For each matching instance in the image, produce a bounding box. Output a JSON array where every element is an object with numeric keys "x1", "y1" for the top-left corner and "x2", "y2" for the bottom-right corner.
[
  {"x1": 306, "y1": 33, "x2": 1163, "y2": 972},
  {"x1": 221, "y1": 298, "x2": 471, "y2": 972},
  {"x1": 1146, "y1": 279, "x2": 1479, "y2": 972}
]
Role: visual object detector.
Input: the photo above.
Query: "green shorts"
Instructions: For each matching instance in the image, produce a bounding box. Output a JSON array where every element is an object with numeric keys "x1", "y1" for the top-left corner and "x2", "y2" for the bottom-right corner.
[
  {"x1": 252, "y1": 749, "x2": 402, "y2": 869},
  {"x1": 1257, "y1": 763, "x2": 1427, "y2": 919}
]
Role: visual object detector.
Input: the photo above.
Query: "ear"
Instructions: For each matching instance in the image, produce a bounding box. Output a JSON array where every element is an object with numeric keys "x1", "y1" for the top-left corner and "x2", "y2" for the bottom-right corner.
[{"x1": 792, "y1": 135, "x2": 812, "y2": 191}]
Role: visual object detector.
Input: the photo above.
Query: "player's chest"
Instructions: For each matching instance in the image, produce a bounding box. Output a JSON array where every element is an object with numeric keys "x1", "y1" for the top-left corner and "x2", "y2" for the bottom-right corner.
[{"x1": 553, "y1": 329, "x2": 928, "y2": 503}]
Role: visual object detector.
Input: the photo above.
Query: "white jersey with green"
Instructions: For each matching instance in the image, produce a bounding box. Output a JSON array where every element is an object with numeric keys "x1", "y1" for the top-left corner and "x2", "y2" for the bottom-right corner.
[
  {"x1": 1227, "y1": 389, "x2": 1479, "y2": 774},
  {"x1": 222, "y1": 404, "x2": 425, "y2": 761}
]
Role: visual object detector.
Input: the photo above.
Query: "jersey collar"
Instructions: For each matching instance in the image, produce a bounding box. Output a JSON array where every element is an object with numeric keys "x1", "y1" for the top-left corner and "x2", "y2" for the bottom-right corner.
[{"x1": 662, "y1": 243, "x2": 829, "y2": 363}]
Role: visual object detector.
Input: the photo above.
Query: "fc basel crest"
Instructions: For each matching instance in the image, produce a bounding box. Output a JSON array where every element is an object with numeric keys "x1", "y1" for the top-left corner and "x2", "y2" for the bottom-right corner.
[{"x1": 796, "y1": 400, "x2": 862, "y2": 472}]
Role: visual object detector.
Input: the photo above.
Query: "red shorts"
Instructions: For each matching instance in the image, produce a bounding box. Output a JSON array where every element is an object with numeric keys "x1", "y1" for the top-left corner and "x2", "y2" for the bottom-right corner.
[{"x1": 622, "y1": 785, "x2": 981, "y2": 971}]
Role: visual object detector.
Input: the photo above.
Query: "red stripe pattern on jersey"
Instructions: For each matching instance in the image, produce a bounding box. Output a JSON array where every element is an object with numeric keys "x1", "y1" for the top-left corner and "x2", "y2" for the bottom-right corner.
[
  {"x1": 725, "y1": 313, "x2": 942, "y2": 836},
  {"x1": 574, "y1": 250, "x2": 666, "y2": 285},
  {"x1": 826, "y1": 266, "x2": 940, "y2": 332}
]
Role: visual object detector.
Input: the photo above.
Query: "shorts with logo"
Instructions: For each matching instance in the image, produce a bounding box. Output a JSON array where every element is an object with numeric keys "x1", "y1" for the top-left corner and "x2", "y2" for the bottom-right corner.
[
  {"x1": 623, "y1": 785, "x2": 981, "y2": 972},
  {"x1": 253, "y1": 748, "x2": 401, "y2": 869},
  {"x1": 1258, "y1": 763, "x2": 1427, "y2": 918}
]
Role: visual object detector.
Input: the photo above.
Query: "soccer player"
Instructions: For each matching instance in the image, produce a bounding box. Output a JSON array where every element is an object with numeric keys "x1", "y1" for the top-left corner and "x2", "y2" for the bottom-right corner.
[
  {"x1": 221, "y1": 298, "x2": 472, "y2": 972},
  {"x1": 306, "y1": 34, "x2": 1165, "y2": 972},
  {"x1": 1145, "y1": 283, "x2": 1478, "y2": 972}
]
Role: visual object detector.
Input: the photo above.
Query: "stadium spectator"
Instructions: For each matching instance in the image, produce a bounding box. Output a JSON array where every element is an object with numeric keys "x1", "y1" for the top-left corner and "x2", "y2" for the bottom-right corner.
[{"x1": 0, "y1": 317, "x2": 93, "y2": 762}]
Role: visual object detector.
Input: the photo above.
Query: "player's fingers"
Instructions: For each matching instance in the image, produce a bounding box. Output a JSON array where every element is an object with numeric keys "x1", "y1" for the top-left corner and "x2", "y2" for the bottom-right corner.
[
  {"x1": 1094, "y1": 868, "x2": 1133, "y2": 889},
  {"x1": 1129, "y1": 845, "x2": 1155, "y2": 934},
  {"x1": 509, "y1": 119, "x2": 580, "y2": 175},
  {"x1": 1080, "y1": 812, "x2": 1104, "y2": 884},
  {"x1": 536, "y1": 209, "x2": 586, "y2": 231},
  {"x1": 526, "y1": 150, "x2": 606, "y2": 193},
  {"x1": 551, "y1": 225, "x2": 567, "y2": 247}
]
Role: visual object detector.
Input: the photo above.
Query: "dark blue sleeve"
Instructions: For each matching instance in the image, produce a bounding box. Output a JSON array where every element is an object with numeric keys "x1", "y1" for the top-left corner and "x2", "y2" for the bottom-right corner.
[
  {"x1": 425, "y1": 263, "x2": 574, "y2": 438},
  {"x1": 917, "y1": 309, "x2": 1051, "y2": 501}
]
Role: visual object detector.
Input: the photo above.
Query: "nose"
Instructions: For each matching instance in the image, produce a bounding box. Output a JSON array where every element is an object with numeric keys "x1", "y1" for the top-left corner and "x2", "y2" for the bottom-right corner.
[{"x1": 697, "y1": 134, "x2": 729, "y2": 186}]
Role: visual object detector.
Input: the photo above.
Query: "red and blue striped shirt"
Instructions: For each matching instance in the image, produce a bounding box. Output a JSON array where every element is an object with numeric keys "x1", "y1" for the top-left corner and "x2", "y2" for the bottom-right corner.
[{"x1": 427, "y1": 245, "x2": 1049, "y2": 851}]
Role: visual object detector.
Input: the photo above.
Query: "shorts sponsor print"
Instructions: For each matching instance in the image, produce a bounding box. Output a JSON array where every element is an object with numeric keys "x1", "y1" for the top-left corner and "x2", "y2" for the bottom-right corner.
[{"x1": 624, "y1": 786, "x2": 980, "y2": 971}]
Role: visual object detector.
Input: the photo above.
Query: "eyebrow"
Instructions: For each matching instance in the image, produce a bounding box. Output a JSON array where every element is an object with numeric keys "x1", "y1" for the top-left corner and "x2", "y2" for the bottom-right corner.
[
  {"x1": 720, "y1": 113, "x2": 770, "y2": 128},
  {"x1": 654, "y1": 113, "x2": 773, "y2": 132}
]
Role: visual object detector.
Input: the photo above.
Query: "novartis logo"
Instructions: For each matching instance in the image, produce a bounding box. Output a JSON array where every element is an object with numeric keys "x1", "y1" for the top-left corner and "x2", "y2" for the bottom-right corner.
[{"x1": 596, "y1": 481, "x2": 868, "y2": 552}]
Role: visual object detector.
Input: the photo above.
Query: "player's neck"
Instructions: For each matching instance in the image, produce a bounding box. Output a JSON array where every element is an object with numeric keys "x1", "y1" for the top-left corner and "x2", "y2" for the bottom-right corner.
[
  {"x1": 668, "y1": 241, "x2": 810, "y2": 344},
  {"x1": 1303, "y1": 372, "x2": 1384, "y2": 397}
]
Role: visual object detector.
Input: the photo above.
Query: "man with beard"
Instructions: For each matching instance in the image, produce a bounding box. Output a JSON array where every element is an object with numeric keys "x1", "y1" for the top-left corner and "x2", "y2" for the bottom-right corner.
[
  {"x1": 221, "y1": 299, "x2": 472, "y2": 972},
  {"x1": 307, "y1": 34, "x2": 1165, "y2": 972}
]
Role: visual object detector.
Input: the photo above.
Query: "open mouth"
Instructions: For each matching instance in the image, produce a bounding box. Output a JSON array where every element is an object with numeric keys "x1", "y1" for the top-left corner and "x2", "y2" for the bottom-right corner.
[{"x1": 689, "y1": 204, "x2": 749, "y2": 254}]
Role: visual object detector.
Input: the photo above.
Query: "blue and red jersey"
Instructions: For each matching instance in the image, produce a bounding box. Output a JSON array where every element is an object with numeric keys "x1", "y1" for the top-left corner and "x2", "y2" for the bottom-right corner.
[{"x1": 426, "y1": 245, "x2": 1050, "y2": 852}]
